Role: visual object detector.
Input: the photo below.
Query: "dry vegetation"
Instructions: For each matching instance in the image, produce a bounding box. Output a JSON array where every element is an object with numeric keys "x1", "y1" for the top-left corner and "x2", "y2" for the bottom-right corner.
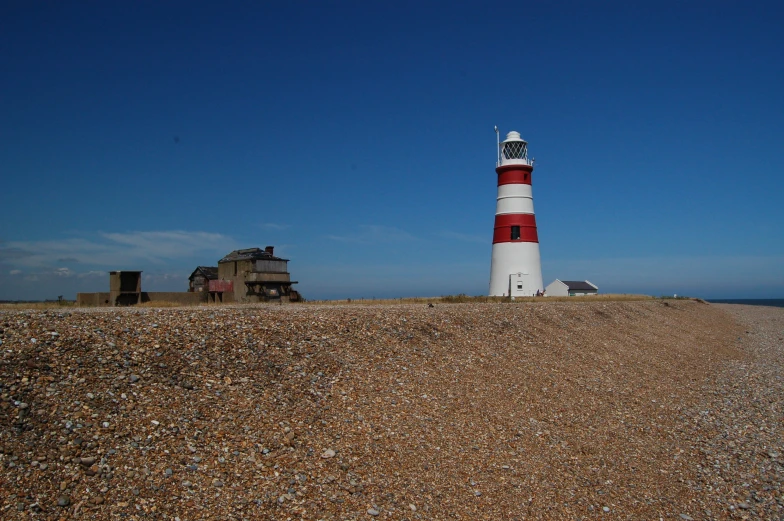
[
  {"x1": 0, "y1": 302, "x2": 77, "y2": 311},
  {"x1": 0, "y1": 294, "x2": 655, "y2": 311},
  {"x1": 135, "y1": 301, "x2": 189, "y2": 309},
  {"x1": 304, "y1": 294, "x2": 655, "y2": 306},
  {"x1": 0, "y1": 300, "x2": 782, "y2": 520}
]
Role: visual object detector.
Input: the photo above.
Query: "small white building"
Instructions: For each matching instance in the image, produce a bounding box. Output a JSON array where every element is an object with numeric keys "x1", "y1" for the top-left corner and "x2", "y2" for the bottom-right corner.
[{"x1": 545, "y1": 280, "x2": 598, "y2": 297}]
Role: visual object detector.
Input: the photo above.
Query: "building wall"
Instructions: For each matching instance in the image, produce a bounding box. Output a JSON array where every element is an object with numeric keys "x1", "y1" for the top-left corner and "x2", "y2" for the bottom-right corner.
[
  {"x1": 77, "y1": 291, "x2": 207, "y2": 307},
  {"x1": 77, "y1": 292, "x2": 111, "y2": 306},
  {"x1": 244, "y1": 272, "x2": 291, "y2": 283},
  {"x1": 189, "y1": 275, "x2": 209, "y2": 292},
  {"x1": 140, "y1": 292, "x2": 207, "y2": 305},
  {"x1": 255, "y1": 259, "x2": 287, "y2": 273},
  {"x1": 569, "y1": 289, "x2": 598, "y2": 296},
  {"x1": 217, "y1": 262, "x2": 232, "y2": 280},
  {"x1": 217, "y1": 259, "x2": 294, "y2": 303},
  {"x1": 109, "y1": 272, "x2": 141, "y2": 292},
  {"x1": 544, "y1": 281, "x2": 599, "y2": 297},
  {"x1": 490, "y1": 242, "x2": 543, "y2": 296},
  {"x1": 208, "y1": 291, "x2": 236, "y2": 304},
  {"x1": 218, "y1": 260, "x2": 256, "y2": 280},
  {"x1": 545, "y1": 281, "x2": 569, "y2": 297},
  {"x1": 510, "y1": 273, "x2": 536, "y2": 297}
]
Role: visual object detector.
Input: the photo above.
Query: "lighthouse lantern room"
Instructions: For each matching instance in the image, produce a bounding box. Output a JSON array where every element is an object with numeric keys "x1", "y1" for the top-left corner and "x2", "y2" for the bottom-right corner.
[{"x1": 488, "y1": 129, "x2": 544, "y2": 297}]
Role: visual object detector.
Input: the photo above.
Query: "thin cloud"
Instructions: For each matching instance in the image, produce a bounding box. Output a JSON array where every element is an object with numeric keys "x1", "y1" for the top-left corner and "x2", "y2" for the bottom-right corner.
[
  {"x1": 99, "y1": 231, "x2": 233, "y2": 260},
  {"x1": 543, "y1": 254, "x2": 784, "y2": 297},
  {"x1": 77, "y1": 271, "x2": 105, "y2": 279},
  {"x1": 9, "y1": 269, "x2": 22, "y2": 275},
  {"x1": 259, "y1": 223, "x2": 291, "y2": 230},
  {"x1": 327, "y1": 225, "x2": 417, "y2": 244},
  {"x1": 1, "y1": 230, "x2": 237, "y2": 269},
  {"x1": 0, "y1": 246, "x2": 35, "y2": 261},
  {"x1": 438, "y1": 231, "x2": 486, "y2": 244}
]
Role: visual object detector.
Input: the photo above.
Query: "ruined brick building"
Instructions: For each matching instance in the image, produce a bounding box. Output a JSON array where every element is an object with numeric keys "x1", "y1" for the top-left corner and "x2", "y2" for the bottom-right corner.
[
  {"x1": 188, "y1": 266, "x2": 218, "y2": 293},
  {"x1": 209, "y1": 246, "x2": 299, "y2": 303},
  {"x1": 77, "y1": 245, "x2": 300, "y2": 306}
]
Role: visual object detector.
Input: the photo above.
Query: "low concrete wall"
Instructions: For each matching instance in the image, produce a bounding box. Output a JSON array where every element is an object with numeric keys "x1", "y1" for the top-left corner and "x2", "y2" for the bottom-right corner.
[
  {"x1": 77, "y1": 292, "x2": 111, "y2": 307},
  {"x1": 77, "y1": 291, "x2": 207, "y2": 307},
  {"x1": 141, "y1": 292, "x2": 207, "y2": 305},
  {"x1": 208, "y1": 292, "x2": 236, "y2": 304}
]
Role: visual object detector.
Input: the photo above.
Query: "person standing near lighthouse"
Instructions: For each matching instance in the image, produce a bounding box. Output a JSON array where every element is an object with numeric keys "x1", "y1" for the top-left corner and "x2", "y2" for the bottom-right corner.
[{"x1": 488, "y1": 129, "x2": 544, "y2": 297}]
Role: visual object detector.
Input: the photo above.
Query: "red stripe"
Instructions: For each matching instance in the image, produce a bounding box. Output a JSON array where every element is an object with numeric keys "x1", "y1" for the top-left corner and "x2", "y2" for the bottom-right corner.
[
  {"x1": 496, "y1": 164, "x2": 533, "y2": 186},
  {"x1": 493, "y1": 213, "x2": 538, "y2": 244}
]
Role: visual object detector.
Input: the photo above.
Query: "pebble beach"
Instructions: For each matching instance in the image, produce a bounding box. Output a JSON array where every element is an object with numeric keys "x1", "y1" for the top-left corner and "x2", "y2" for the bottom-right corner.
[{"x1": 0, "y1": 300, "x2": 782, "y2": 520}]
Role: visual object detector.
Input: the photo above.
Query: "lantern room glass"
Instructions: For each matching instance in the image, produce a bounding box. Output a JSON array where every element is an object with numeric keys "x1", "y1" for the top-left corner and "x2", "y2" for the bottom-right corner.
[{"x1": 503, "y1": 141, "x2": 527, "y2": 160}]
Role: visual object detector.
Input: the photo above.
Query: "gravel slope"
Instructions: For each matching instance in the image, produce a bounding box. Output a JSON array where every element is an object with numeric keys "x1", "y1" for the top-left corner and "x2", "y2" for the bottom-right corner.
[{"x1": 0, "y1": 300, "x2": 781, "y2": 520}]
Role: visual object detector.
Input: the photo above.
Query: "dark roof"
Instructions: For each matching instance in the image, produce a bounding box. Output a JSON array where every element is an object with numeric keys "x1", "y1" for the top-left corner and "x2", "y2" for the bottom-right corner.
[
  {"x1": 561, "y1": 280, "x2": 597, "y2": 290},
  {"x1": 189, "y1": 266, "x2": 218, "y2": 281},
  {"x1": 218, "y1": 247, "x2": 288, "y2": 263}
]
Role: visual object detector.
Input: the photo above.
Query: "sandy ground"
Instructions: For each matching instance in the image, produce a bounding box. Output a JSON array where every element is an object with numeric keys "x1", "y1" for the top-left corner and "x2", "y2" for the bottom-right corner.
[{"x1": 0, "y1": 300, "x2": 782, "y2": 520}]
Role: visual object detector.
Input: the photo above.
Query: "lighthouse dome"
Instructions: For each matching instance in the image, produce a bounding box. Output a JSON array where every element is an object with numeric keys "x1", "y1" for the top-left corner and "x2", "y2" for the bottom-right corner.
[{"x1": 501, "y1": 131, "x2": 526, "y2": 144}]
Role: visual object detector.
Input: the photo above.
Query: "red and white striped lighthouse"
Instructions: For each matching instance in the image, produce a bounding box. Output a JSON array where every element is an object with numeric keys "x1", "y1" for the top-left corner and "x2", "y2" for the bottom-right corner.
[{"x1": 489, "y1": 129, "x2": 543, "y2": 297}]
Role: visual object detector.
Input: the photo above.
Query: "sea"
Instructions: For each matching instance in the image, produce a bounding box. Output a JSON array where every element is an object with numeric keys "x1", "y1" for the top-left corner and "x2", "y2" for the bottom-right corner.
[{"x1": 707, "y1": 299, "x2": 784, "y2": 308}]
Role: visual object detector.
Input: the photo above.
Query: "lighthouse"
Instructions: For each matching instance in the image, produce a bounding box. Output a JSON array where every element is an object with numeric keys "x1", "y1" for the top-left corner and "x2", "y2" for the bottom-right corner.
[{"x1": 488, "y1": 129, "x2": 543, "y2": 297}]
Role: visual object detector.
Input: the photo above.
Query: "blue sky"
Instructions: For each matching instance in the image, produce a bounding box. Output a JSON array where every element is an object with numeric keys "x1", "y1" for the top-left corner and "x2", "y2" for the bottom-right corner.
[{"x1": 1, "y1": 1, "x2": 782, "y2": 300}]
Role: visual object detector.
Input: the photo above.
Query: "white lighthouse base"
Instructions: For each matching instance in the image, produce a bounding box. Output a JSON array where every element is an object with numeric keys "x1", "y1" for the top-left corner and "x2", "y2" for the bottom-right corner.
[{"x1": 489, "y1": 242, "x2": 543, "y2": 297}]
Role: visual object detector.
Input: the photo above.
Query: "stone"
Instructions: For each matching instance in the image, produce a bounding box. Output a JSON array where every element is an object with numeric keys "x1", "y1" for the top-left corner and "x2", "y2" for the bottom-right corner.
[
  {"x1": 321, "y1": 449, "x2": 336, "y2": 458},
  {"x1": 57, "y1": 496, "x2": 70, "y2": 507},
  {"x1": 79, "y1": 456, "x2": 96, "y2": 466},
  {"x1": 367, "y1": 508, "x2": 380, "y2": 516}
]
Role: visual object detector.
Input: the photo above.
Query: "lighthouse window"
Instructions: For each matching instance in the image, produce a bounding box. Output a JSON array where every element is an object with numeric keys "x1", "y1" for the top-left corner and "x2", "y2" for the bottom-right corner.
[
  {"x1": 511, "y1": 226, "x2": 521, "y2": 240},
  {"x1": 503, "y1": 142, "x2": 526, "y2": 160}
]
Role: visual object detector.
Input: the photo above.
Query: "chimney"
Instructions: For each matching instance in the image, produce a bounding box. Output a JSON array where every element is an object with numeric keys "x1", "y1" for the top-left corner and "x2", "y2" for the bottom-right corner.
[{"x1": 265, "y1": 246, "x2": 274, "y2": 255}]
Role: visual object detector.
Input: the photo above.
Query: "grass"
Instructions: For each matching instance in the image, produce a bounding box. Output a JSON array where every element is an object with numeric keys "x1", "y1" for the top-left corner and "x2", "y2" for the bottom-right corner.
[
  {"x1": 136, "y1": 301, "x2": 189, "y2": 308},
  {"x1": 0, "y1": 301, "x2": 77, "y2": 310},
  {"x1": 1, "y1": 294, "x2": 676, "y2": 310},
  {"x1": 0, "y1": 300, "x2": 196, "y2": 310},
  {"x1": 303, "y1": 293, "x2": 656, "y2": 306}
]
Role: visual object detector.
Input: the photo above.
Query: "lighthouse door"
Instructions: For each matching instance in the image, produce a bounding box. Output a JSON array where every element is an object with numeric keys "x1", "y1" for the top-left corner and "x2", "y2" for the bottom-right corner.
[{"x1": 509, "y1": 273, "x2": 529, "y2": 297}]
